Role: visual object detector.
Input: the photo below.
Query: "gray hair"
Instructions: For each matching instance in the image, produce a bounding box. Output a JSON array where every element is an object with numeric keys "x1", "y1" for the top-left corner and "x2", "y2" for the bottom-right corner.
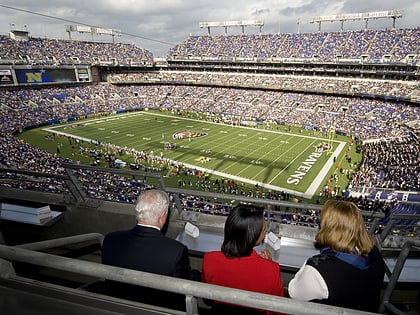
[{"x1": 135, "y1": 189, "x2": 169, "y2": 223}]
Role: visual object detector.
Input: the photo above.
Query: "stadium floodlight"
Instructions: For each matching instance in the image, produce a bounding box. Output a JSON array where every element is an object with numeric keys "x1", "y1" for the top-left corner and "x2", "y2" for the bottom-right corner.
[
  {"x1": 310, "y1": 10, "x2": 403, "y2": 31},
  {"x1": 112, "y1": 29, "x2": 122, "y2": 37},
  {"x1": 199, "y1": 20, "x2": 264, "y2": 35},
  {"x1": 65, "y1": 25, "x2": 92, "y2": 33},
  {"x1": 94, "y1": 27, "x2": 113, "y2": 35},
  {"x1": 66, "y1": 24, "x2": 92, "y2": 40},
  {"x1": 199, "y1": 20, "x2": 264, "y2": 27},
  {"x1": 65, "y1": 25, "x2": 122, "y2": 43}
]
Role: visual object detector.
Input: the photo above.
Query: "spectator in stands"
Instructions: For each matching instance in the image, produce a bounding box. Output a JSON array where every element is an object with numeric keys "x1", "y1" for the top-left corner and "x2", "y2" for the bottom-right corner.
[
  {"x1": 202, "y1": 204, "x2": 285, "y2": 315},
  {"x1": 101, "y1": 189, "x2": 200, "y2": 309},
  {"x1": 288, "y1": 199, "x2": 385, "y2": 312}
]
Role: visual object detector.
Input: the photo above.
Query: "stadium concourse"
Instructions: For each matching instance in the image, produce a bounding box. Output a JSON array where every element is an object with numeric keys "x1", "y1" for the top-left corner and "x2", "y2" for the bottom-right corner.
[{"x1": 0, "y1": 26, "x2": 419, "y2": 314}]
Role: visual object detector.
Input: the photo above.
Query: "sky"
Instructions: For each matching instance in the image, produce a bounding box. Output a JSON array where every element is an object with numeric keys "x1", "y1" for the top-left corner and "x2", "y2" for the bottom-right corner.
[{"x1": 0, "y1": 1, "x2": 418, "y2": 57}]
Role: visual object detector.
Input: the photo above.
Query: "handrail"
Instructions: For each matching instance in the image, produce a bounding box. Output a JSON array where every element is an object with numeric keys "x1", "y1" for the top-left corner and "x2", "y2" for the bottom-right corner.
[
  {"x1": 15, "y1": 232, "x2": 104, "y2": 250},
  {"x1": 0, "y1": 243, "x2": 380, "y2": 315},
  {"x1": 380, "y1": 239, "x2": 420, "y2": 314},
  {"x1": 379, "y1": 214, "x2": 420, "y2": 242},
  {"x1": 166, "y1": 187, "x2": 325, "y2": 210}
]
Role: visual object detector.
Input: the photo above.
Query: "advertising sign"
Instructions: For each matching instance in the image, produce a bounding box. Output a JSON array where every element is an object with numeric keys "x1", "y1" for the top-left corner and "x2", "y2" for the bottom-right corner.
[{"x1": 15, "y1": 69, "x2": 77, "y2": 84}]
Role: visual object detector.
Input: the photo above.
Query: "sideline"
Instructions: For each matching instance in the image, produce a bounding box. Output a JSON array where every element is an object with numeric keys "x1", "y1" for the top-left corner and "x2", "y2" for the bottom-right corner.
[{"x1": 305, "y1": 142, "x2": 347, "y2": 198}]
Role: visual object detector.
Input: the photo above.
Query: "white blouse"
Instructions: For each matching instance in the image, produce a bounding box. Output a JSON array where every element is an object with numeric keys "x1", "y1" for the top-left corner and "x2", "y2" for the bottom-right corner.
[{"x1": 288, "y1": 261, "x2": 329, "y2": 301}]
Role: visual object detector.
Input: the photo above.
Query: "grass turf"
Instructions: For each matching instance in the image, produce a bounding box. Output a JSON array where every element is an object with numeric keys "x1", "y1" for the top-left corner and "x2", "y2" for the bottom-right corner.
[{"x1": 19, "y1": 110, "x2": 361, "y2": 201}]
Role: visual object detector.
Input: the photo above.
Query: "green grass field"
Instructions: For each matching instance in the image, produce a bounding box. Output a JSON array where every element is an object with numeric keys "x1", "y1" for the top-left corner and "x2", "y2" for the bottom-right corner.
[{"x1": 25, "y1": 110, "x2": 359, "y2": 199}]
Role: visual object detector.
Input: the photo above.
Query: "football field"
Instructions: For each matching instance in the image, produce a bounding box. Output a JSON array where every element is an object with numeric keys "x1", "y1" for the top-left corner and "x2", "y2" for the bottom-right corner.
[{"x1": 44, "y1": 111, "x2": 347, "y2": 199}]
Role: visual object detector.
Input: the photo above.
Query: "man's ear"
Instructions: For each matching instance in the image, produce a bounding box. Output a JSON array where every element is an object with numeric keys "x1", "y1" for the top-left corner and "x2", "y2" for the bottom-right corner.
[
  {"x1": 160, "y1": 210, "x2": 169, "y2": 234},
  {"x1": 159, "y1": 210, "x2": 168, "y2": 225}
]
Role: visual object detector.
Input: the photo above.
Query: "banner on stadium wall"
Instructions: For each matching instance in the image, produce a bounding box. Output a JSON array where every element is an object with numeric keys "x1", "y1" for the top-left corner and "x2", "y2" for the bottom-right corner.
[
  {"x1": 77, "y1": 67, "x2": 89, "y2": 80},
  {"x1": 15, "y1": 69, "x2": 77, "y2": 84},
  {"x1": 0, "y1": 69, "x2": 14, "y2": 85}
]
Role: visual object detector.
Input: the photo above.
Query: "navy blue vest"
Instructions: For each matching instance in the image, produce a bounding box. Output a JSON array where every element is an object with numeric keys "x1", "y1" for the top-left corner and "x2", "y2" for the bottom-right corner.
[{"x1": 307, "y1": 246, "x2": 385, "y2": 312}]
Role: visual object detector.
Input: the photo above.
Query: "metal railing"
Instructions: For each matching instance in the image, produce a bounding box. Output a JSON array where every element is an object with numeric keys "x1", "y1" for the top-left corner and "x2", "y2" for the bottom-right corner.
[
  {"x1": 15, "y1": 232, "x2": 104, "y2": 251},
  {"x1": 378, "y1": 214, "x2": 420, "y2": 243},
  {"x1": 380, "y1": 239, "x2": 420, "y2": 315},
  {"x1": 0, "y1": 234, "x2": 380, "y2": 315}
]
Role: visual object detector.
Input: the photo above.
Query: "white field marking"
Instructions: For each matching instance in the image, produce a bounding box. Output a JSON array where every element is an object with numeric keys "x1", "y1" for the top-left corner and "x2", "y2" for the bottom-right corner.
[{"x1": 43, "y1": 111, "x2": 346, "y2": 198}]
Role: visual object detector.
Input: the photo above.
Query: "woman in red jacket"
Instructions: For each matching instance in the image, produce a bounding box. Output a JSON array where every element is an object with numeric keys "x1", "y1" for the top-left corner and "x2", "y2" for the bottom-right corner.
[{"x1": 202, "y1": 204, "x2": 285, "y2": 315}]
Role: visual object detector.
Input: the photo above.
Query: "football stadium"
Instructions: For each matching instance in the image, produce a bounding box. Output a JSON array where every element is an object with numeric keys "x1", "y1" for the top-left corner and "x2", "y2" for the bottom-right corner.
[{"x1": 0, "y1": 8, "x2": 419, "y2": 315}]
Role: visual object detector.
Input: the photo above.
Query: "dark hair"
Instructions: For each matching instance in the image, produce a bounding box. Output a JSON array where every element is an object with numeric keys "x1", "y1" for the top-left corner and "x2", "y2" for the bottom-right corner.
[{"x1": 221, "y1": 204, "x2": 264, "y2": 258}]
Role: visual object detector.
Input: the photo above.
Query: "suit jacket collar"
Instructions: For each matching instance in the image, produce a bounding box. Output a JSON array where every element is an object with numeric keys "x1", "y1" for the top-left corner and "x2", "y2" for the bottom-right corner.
[
  {"x1": 137, "y1": 223, "x2": 161, "y2": 231},
  {"x1": 132, "y1": 224, "x2": 163, "y2": 237}
]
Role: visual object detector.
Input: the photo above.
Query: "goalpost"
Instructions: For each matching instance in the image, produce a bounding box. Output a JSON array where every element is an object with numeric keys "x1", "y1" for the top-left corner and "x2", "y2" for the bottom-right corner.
[{"x1": 327, "y1": 121, "x2": 336, "y2": 155}]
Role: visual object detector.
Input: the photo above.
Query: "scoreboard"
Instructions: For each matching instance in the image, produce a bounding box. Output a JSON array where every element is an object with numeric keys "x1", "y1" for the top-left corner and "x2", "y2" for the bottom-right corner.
[{"x1": 0, "y1": 66, "x2": 91, "y2": 86}]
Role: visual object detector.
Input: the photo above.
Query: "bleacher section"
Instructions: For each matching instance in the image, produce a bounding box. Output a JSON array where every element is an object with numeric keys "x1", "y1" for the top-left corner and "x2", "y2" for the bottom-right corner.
[
  {"x1": 380, "y1": 203, "x2": 420, "y2": 234},
  {"x1": 0, "y1": 35, "x2": 153, "y2": 66},
  {"x1": 168, "y1": 28, "x2": 419, "y2": 63},
  {"x1": 1, "y1": 82, "x2": 418, "y2": 196},
  {"x1": 108, "y1": 71, "x2": 419, "y2": 99}
]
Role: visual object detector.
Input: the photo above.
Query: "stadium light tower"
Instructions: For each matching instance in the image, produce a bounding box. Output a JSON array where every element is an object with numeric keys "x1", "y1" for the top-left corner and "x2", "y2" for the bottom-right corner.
[
  {"x1": 310, "y1": 10, "x2": 403, "y2": 32},
  {"x1": 199, "y1": 20, "x2": 264, "y2": 35},
  {"x1": 9, "y1": 23, "x2": 30, "y2": 40},
  {"x1": 65, "y1": 25, "x2": 122, "y2": 43}
]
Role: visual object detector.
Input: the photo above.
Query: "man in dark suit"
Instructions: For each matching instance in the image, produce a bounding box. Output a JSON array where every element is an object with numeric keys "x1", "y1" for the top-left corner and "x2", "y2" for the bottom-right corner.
[{"x1": 101, "y1": 189, "x2": 199, "y2": 309}]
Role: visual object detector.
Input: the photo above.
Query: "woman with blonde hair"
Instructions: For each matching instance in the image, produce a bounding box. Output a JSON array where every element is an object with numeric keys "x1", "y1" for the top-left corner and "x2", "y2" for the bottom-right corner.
[{"x1": 288, "y1": 199, "x2": 385, "y2": 312}]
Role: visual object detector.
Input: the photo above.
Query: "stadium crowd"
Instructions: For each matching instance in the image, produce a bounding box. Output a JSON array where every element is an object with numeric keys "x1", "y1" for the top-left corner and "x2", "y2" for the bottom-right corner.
[
  {"x1": 168, "y1": 28, "x2": 419, "y2": 62},
  {"x1": 0, "y1": 27, "x2": 417, "y2": 66},
  {"x1": 349, "y1": 137, "x2": 420, "y2": 192},
  {"x1": 0, "y1": 35, "x2": 153, "y2": 65},
  {"x1": 1, "y1": 82, "x2": 418, "y2": 198},
  {"x1": 0, "y1": 28, "x2": 418, "y2": 220},
  {"x1": 109, "y1": 70, "x2": 418, "y2": 100}
]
